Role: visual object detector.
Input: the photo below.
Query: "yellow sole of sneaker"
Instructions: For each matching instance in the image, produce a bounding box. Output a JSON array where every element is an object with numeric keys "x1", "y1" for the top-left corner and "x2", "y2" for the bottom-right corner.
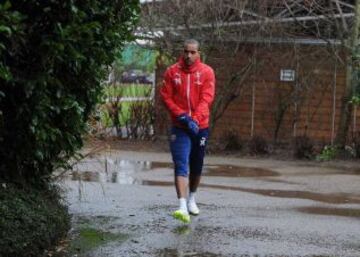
[{"x1": 172, "y1": 210, "x2": 191, "y2": 223}]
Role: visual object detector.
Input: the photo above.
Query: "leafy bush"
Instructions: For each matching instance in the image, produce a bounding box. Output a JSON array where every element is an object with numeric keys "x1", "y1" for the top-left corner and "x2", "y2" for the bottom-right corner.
[
  {"x1": 316, "y1": 145, "x2": 338, "y2": 161},
  {"x1": 293, "y1": 135, "x2": 314, "y2": 159},
  {"x1": 248, "y1": 135, "x2": 269, "y2": 155},
  {"x1": 0, "y1": 183, "x2": 70, "y2": 257},
  {"x1": 125, "y1": 99, "x2": 155, "y2": 139},
  {"x1": 0, "y1": 0, "x2": 139, "y2": 186}
]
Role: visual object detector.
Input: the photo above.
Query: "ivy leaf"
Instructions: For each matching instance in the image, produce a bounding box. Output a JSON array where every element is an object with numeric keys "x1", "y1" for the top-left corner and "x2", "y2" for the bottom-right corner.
[{"x1": 0, "y1": 25, "x2": 11, "y2": 35}]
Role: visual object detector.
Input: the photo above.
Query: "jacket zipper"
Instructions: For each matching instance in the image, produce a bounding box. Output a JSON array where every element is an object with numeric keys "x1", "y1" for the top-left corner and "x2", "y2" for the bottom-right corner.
[{"x1": 187, "y1": 74, "x2": 191, "y2": 116}]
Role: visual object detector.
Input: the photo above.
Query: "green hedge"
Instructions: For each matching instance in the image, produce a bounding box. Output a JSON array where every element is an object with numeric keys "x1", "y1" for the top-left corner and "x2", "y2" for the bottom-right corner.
[
  {"x1": 0, "y1": 183, "x2": 70, "y2": 257},
  {"x1": 0, "y1": 1, "x2": 139, "y2": 256},
  {"x1": 0, "y1": 0, "x2": 139, "y2": 186}
]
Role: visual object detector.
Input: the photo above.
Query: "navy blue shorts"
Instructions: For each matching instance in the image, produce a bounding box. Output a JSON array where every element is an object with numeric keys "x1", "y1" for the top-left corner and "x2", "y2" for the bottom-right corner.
[{"x1": 170, "y1": 126, "x2": 209, "y2": 177}]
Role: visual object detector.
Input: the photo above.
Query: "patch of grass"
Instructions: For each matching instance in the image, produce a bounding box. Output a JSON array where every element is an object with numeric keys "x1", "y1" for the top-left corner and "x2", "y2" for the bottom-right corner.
[
  {"x1": 99, "y1": 84, "x2": 154, "y2": 130},
  {"x1": 69, "y1": 227, "x2": 128, "y2": 254}
]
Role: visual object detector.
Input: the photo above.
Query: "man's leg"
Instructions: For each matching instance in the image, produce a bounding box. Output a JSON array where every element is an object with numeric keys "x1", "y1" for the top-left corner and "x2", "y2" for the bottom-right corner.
[
  {"x1": 188, "y1": 128, "x2": 209, "y2": 215},
  {"x1": 170, "y1": 127, "x2": 191, "y2": 223},
  {"x1": 175, "y1": 176, "x2": 188, "y2": 199},
  {"x1": 189, "y1": 173, "x2": 201, "y2": 193}
]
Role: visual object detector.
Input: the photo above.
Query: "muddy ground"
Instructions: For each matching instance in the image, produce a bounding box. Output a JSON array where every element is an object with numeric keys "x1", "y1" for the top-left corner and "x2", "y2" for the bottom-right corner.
[{"x1": 59, "y1": 142, "x2": 360, "y2": 257}]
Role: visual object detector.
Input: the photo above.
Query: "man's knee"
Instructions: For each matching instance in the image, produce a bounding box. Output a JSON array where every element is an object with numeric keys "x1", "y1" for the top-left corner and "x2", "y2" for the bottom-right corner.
[
  {"x1": 189, "y1": 169, "x2": 202, "y2": 176},
  {"x1": 174, "y1": 161, "x2": 189, "y2": 177}
]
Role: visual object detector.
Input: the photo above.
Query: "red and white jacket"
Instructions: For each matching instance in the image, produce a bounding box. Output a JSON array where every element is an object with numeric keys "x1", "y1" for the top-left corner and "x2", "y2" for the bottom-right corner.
[{"x1": 160, "y1": 57, "x2": 215, "y2": 129}]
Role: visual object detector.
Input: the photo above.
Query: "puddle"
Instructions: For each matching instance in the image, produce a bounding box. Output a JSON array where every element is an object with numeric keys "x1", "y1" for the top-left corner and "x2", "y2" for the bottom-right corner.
[
  {"x1": 196, "y1": 184, "x2": 360, "y2": 204},
  {"x1": 64, "y1": 159, "x2": 171, "y2": 184},
  {"x1": 66, "y1": 215, "x2": 129, "y2": 256},
  {"x1": 204, "y1": 165, "x2": 279, "y2": 177},
  {"x1": 74, "y1": 158, "x2": 283, "y2": 179},
  {"x1": 341, "y1": 169, "x2": 360, "y2": 175},
  {"x1": 69, "y1": 227, "x2": 128, "y2": 255},
  {"x1": 72, "y1": 159, "x2": 170, "y2": 174},
  {"x1": 66, "y1": 171, "x2": 360, "y2": 205},
  {"x1": 64, "y1": 159, "x2": 360, "y2": 204},
  {"x1": 70, "y1": 170, "x2": 143, "y2": 185},
  {"x1": 294, "y1": 163, "x2": 360, "y2": 176},
  {"x1": 258, "y1": 178, "x2": 302, "y2": 185},
  {"x1": 64, "y1": 159, "x2": 279, "y2": 185},
  {"x1": 150, "y1": 162, "x2": 173, "y2": 169},
  {"x1": 140, "y1": 180, "x2": 360, "y2": 204},
  {"x1": 156, "y1": 248, "x2": 226, "y2": 257},
  {"x1": 71, "y1": 171, "x2": 100, "y2": 182},
  {"x1": 141, "y1": 180, "x2": 173, "y2": 186},
  {"x1": 155, "y1": 249, "x2": 330, "y2": 257},
  {"x1": 297, "y1": 207, "x2": 360, "y2": 218}
]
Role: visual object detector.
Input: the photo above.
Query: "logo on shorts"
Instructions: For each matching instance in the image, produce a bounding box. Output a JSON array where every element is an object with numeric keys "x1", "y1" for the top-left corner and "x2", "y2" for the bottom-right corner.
[
  {"x1": 171, "y1": 134, "x2": 176, "y2": 142},
  {"x1": 200, "y1": 137, "x2": 206, "y2": 146}
]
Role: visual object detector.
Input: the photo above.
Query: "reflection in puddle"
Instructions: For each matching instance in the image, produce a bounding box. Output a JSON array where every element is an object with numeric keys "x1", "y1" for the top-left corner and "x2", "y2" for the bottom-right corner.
[
  {"x1": 156, "y1": 248, "x2": 332, "y2": 257},
  {"x1": 297, "y1": 207, "x2": 360, "y2": 218},
  {"x1": 204, "y1": 166, "x2": 279, "y2": 177},
  {"x1": 70, "y1": 170, "x2": 142, "y2": 185},
  {"x1": 66, "y1": 159, "x2": 281, "y2": 185},
  {"x1": 66, "y1": 159, "x2": 171, "y2": 184},
  {"x1": 172, "y1": 225, "x2": 191, "y2": 235},
  {"x1": 72, "y1": 171, "x2": 100, "y2": 182}
]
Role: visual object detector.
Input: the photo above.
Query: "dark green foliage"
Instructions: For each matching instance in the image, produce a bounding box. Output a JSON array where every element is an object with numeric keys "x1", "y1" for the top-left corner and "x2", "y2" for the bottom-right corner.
[
  {"x1": 293, "y1": 135, "x2": 314, "y2": 159},
  {"x1": 0, "y1": 0, "x2": 139, "y2": 185},
  {"x1": 222, "y1": 129, "x2": 242, "y2": 151},
  {"x1": 0, "y1": 183, "x2": 70, "y2": 257},
  {"x1": 248, "y1": 135, "x2": 269, "y2": 155},
  {"x1": 352, "y1": 132, "x2": 360, "y2": 158}
]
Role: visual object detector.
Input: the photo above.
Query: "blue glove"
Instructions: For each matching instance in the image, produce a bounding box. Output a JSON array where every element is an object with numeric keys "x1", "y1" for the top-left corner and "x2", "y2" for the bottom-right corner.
[
  {"x1": 177, "y1": 114, "x2": 199, "y2": 135},
  {"x1": 187, "y1": 119, "x2": 199, "y2": 135}
]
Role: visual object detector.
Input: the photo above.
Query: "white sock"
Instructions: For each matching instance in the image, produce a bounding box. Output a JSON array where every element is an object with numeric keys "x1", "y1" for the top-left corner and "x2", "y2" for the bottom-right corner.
[
  {"x1": 179, "y1": 198, "x2": 188, "y2": 212},
  {"x1": 188, "y1": 192, "x2": 196, "y2": 203}
]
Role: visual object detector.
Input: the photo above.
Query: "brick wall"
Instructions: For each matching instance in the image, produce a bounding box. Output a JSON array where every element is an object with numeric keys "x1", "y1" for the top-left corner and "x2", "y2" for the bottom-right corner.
[{"x1": 155, "y1": 43, "x2": 357, "y2": 145}]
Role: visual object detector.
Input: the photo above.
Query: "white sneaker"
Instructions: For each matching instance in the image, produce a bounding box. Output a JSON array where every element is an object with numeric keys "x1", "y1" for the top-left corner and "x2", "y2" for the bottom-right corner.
[{"x1": 188, "y1": 201, "x2": 200, "y2": 215}]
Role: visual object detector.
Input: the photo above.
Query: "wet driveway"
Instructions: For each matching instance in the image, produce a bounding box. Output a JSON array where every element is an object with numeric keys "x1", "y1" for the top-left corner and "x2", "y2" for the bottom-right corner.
[{"x1": 60, "y1": 150, "x2": 360, "y2": 257}]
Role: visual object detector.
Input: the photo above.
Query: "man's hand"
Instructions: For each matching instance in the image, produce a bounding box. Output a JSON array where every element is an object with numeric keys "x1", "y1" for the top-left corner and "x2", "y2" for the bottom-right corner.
[{"x1": 177, "y1": 114, "x2": 199, "y2": 135}]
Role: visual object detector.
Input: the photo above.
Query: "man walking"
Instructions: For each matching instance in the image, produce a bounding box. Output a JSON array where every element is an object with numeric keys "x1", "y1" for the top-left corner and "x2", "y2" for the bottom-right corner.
[{"x1": 160, "y1": 39, "x2": 216, "y2": 223}]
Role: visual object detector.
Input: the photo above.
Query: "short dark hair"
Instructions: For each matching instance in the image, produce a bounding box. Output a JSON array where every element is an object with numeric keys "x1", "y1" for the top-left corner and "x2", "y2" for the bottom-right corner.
[{"x1": 184, "y1": 39, "x2": 200, "y2": 50}]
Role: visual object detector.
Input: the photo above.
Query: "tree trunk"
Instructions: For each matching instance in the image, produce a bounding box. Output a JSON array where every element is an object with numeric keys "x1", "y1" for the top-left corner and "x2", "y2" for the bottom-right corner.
[{"x1": 335, "y1": 0, "x2": 360, "y2": 147}]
